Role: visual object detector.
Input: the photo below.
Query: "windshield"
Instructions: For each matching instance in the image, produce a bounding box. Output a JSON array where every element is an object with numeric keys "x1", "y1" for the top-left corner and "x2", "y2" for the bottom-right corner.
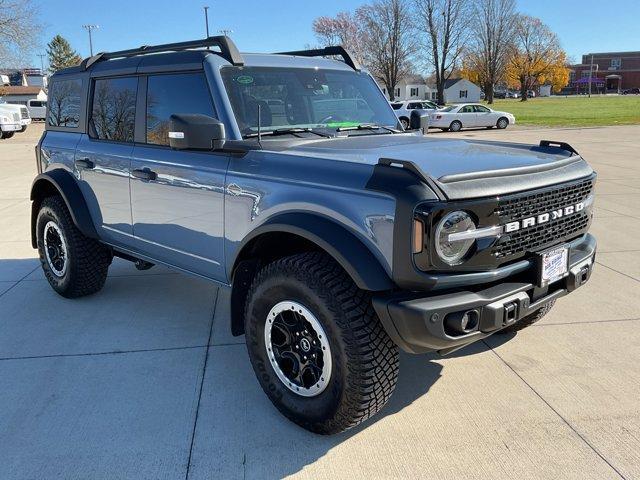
[
  {"x1": 221, "y1": 67, "x2": 399, "y2": 137},
  {"x1": 440, "y1": 105, "x2": 457, "y2": 112}
]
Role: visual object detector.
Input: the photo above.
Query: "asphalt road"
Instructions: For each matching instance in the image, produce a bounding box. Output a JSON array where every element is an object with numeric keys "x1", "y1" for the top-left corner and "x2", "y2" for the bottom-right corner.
[{"x1": 0, "y1": 124, "x2": 638, "y2": 479}]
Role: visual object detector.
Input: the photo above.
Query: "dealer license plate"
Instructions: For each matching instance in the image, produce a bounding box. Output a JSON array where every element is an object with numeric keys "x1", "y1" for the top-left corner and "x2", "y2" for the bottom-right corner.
[{"x1": 539, "y1": 246, "x2": 569, "y2": 287}]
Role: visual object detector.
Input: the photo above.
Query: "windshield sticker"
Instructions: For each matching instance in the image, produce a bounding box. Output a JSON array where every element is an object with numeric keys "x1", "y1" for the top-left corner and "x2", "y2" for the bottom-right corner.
[
  {"x1": 236, "y1": 75, "x2": 254, "y2": 85},
  {"x1": 325, "y1": 121, "x2": 360, "y2": 127}
]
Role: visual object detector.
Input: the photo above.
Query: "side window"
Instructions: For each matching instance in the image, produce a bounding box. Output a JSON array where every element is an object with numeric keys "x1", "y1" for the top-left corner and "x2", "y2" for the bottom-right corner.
[
  {"x1": 475, "y1": 105, "x2": 490, "y2": 113},
  {"x1": 90, "y1": 77, "x2": 137, "y2": 142},
  {"x1": 146, "y1": 73, "x2": 215, "y2": 146},
  {"x1": 48, "y1": 78, "x2": 82, "y2": 128},
  {"x1": 461, "y1": 105, "x2": 474, "y2": 113}
]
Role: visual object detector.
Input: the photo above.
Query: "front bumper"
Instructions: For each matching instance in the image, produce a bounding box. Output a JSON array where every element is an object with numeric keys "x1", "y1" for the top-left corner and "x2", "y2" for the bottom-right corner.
[
  {"x1": 1, "y1": 123, "x2": 21, "y2": 132},
  {"x1": 373, "y1": 234, "x2": 596, "y2": 355}
]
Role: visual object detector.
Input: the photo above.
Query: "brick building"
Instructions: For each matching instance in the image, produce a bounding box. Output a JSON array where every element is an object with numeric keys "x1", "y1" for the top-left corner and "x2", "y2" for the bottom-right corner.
[{"x1": 569, "y1": 51, "x2": 640, "y2": 93}]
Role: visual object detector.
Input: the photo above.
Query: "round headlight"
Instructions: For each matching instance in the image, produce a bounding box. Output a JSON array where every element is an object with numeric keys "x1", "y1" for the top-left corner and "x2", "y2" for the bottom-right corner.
[{"x1": 435, "y1": 211, "x2": 476, "y2": 265}]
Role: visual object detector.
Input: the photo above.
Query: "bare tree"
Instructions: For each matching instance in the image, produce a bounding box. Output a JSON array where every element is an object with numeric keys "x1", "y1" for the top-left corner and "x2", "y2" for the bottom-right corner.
[
  {"x1": 509, "y1": 15, "x2": 565, "y2": 101},
  {"x1": 415, "y1": 0, "x2": 470, "y2": 104},
  {"x1": 312, "y1": 12, "x2": 367, "y2": 65},
  {"x1": 0, "y1": 0, "x2": 42, "y2": 66},
  {"x1": 468, "y1": 0, "x2": 517, "y2": 103},
  {"x1": 357, "y1": 0, "x2": 417, "y2": 101}
]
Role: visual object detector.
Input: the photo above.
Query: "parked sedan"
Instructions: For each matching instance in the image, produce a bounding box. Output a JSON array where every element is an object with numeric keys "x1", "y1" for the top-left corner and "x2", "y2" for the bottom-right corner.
[
  {"x1": 391, "y1": 100, "x2": 439, "y2": 129},
  {"x1": 429, "y1": 103, "x2": 516, "y2": 132}
]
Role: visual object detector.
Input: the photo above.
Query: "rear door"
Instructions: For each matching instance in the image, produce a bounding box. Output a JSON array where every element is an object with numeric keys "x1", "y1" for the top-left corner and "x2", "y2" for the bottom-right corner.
[
  {"x1": 129, "y1": 72, "x2": 228, "y2": 281},
  {"x1": 75, "y1": 76, "x2": 137, "y2": 244},
  {"x1": 459, "y1": 105, "x2": 477, "y2": 127}
]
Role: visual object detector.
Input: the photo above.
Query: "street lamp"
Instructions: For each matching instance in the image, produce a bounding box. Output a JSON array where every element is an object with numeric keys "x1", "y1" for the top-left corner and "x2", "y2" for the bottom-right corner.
[{"x1": 82, "y1": 24, "x2": 99, "y2": 56}]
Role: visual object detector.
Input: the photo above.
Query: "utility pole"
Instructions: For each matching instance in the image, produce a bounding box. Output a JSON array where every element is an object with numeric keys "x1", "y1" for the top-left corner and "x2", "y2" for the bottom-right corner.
[
  {"x1": 588, "y1": 54, "x2": 594, "y2": 98},
  {"x1": 82, "y1": 24, "x2": 99, "y2": 56},
  {"x1": 37, "y1": 54, "x2": 46, "y2": 74},
  {"x1": 219, "y1": 29, "x2": 233, "y2": 37},
  {"x1": 203, "y1": 6, "x2": 210, "y2": 37}
]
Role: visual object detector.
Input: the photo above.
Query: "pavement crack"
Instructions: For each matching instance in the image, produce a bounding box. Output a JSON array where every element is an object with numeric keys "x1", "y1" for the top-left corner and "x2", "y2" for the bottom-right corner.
[
  {"x1": 595, "y1": 261, "x2": 640, "y2": 284},
  {"x1": 185, "y1": 287, "x2": 219, "y2": 480},
  {"x1": 0, "y1": 344, "x2": 208, "y2": 362},
  {"x1": 483, "y1": 340, "x2": 627, "y2": 480}
]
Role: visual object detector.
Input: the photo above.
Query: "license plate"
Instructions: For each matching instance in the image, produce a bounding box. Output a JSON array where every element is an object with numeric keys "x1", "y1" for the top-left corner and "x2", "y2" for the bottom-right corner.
[{"x1": 539, "y1": 246, "x2": 569, "y2": 287}]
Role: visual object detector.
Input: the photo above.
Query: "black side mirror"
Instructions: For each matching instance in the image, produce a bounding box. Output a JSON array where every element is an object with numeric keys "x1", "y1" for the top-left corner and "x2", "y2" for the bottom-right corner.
[
  {"x1": 410, "y1": 109, "x2": 430, "y2": 134},
  {"x1": 169, "y1": 114, "x2": 226, "y2": 150}
]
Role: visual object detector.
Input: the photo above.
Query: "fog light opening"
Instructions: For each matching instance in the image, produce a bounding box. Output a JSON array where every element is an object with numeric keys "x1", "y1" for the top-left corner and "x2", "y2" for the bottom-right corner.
[{"x1": 444, "y1": 309, "x2": 480, "y2": 336}]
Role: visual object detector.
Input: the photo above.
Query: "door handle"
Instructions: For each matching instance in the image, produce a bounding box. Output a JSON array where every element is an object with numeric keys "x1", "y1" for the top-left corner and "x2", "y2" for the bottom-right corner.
[
  {"x1": 75, "y1": 158, "x2": 94, "y2": 169},
  {"x1": 131, "y1": 168, "x2": 157, "y2": 181}
]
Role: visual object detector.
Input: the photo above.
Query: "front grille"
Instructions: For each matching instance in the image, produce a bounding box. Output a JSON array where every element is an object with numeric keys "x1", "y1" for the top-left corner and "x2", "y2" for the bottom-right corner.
[
  {"x1": 20, "y1": 107, "x2": 29, "y2": 119},
  {"x1": 12, "y1": 112, "x2": 20, "y2": 122},
  {"x1": 492, "y1": 177, "x2": 594, "y2": 258}
]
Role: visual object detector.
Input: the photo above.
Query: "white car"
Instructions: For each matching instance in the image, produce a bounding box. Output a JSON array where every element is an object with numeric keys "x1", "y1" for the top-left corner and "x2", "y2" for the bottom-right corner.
[
  {"x1": 429, "y1": 103, "x2": 515, "y2": 132},
  {"x1": 27, "y1": 99, "x2": 47, "y2": 121},
  {"x1": 391, "y1": 100, "x2": 439, "y2": 129}
]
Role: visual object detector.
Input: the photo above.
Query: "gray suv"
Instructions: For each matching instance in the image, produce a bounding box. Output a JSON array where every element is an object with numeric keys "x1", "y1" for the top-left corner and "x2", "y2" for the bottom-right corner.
[{"x1": 31, "y1": 36, "x2": 596, "y2": 434}]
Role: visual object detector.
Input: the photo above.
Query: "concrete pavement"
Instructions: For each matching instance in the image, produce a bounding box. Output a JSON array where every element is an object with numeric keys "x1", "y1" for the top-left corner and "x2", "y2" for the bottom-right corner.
[{"x1": 0, "y1": 124, "x2": 638, "y2": 479}]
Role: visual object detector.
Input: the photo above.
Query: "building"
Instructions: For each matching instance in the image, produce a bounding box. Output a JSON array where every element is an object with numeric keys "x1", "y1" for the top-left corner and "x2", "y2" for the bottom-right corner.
[
  {"x1": 0, "y1": 69, "x2": 48, "y2": 89},
  {"x1": 568, "y1": 51, "x2": 640, "y2": 93},
  {"x1": 381, "y1": 75, "x2": 437, "y2": 101},
  {"x1": 380, "y1": 76, "x2": 481, "y2": 103},
  {"x1": 0, "y1": 86, "x2": 48, "y2": 105},
  {"x1": 442, "y1": 78, "x2": 481, "y2": 103}
]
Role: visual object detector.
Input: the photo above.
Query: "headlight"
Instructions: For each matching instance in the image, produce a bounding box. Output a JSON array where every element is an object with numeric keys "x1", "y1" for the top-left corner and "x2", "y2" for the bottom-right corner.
[
  {"x1": 0, "y1": 116, "x2": 8, "y2": 122},
  {"x1": 435, "y1": 211, "x2": 476, "y2": 265}
]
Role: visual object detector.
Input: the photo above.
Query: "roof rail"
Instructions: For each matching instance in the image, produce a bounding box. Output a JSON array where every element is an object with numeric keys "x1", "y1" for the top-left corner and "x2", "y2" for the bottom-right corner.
[
  {"x1": 81, "y1": 35, "x2": 244, "y2": 70},
  {"x1": 276, "y1": 46, "x2": 361, "y2": 71}
]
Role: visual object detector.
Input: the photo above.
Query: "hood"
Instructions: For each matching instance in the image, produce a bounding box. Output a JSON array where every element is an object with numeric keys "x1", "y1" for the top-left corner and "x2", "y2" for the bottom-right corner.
[
  {"x1": 0, "y1": 103, "x2": 21, "y2": 113},
  {"x1": 279, "y1": 133, "x2": 594, "y2": 200}
]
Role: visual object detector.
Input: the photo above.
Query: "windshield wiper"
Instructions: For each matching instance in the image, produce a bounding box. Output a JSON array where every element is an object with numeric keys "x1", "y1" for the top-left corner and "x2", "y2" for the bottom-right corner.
[
  {"x1": 335, "y1": 123, "x2": 399, "y2": 134},
  {"x1": 244, "y1": 127, "x2": 332, "y2": 139}
]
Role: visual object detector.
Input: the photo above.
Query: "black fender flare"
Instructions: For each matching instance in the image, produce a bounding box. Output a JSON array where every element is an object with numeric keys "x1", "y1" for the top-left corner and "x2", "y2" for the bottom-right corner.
[
  {"x1": 232, "y1": 212, "x2": 394, "y2": 292},
  {"x1": 30, "y1": 169, "x2": 98, "y2": 248}
]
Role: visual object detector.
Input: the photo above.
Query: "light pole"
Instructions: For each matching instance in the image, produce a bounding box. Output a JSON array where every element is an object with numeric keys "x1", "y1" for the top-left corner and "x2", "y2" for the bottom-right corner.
[
  {"x1": 588, "y1": 54, "x2": 594, "y2": 98},
  {"x1": 82, "y1": 24, "x2": 99, "y2": 56},
  {"x1": 37, "y1": 54, "x2": 46, "y2": 74},
  {"x1": 203, "y1": 6, "x2": 210, "y2": 37}
]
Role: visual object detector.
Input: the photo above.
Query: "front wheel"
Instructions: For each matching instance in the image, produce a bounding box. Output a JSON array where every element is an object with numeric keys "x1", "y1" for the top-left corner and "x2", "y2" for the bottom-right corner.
[
  {"x1": 399, "y1": 117, "x2": 410, "y2": 129},
  {"x1": 20, "y1": 125, "x2": 27, "y2": 133},
  {"x1": 497, "y1": 117, "x2": 509, "y2": 129},
  {"x1": 449, "y1": 120, "x2": 462, "y2": 132},
  {"x1": 244, "y1": 252, "x2": 399, "y2": 434}
]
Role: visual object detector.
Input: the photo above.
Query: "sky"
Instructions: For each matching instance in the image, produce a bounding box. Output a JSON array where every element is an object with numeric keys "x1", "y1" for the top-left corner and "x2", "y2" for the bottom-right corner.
[{"x1": 30, "y1": 0, "x2": 640, "y2": 70}]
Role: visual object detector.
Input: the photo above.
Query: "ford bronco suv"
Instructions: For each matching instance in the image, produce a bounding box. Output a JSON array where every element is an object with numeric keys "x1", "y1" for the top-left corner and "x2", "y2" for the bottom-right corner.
[{"x1": 32, "y1": 37, "x2": 596, "y2": 434}]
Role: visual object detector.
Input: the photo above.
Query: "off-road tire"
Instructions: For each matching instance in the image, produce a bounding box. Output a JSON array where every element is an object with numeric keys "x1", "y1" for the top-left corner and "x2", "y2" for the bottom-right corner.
[
  {"x1": 499, "y1": 300, "x2": 556, "y2": 333},
  {"x1": 449, "y1": 120, "x2": 462, "y2": 132},
  {"x1": 244, "y1": 252, "x2": 399, "y2": 434},
  {"x1": 36, "y1": 195, "x2": 112, "y2": 298}
]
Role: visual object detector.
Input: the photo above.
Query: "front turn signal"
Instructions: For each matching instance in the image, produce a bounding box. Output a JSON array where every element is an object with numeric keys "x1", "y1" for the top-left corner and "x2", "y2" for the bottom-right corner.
[{"x1": 412, "y1": 218, "x2": 424, "y2": 254}]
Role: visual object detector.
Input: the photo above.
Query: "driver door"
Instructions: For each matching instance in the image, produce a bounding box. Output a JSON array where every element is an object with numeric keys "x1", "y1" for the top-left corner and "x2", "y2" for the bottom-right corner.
[{"x1": 129, "y1": 72, "x2": 229, "y2": 281}]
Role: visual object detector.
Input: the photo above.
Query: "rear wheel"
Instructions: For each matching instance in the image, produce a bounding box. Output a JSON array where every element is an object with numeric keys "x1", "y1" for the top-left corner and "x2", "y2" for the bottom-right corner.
[
  {"x1": 36, "y1": 196, "x2": 112, "y2": 298},
  {"x1": 497, "y1": 117, "x2": 509, "y2": 129},
  {"x1": 244, "y1": 252, "x2": 399, "y2": 434},
  {"x1": 449, "y1": 120, "x2": 462, "y2": 132},
  {"x1": 499, "y1": 300, "x2": 556, "y2": 333}
]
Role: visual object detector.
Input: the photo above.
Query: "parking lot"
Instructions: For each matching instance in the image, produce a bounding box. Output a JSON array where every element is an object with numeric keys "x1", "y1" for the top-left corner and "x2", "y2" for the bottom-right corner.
[{"x1": 1, "y1": 123, "x2": 639, "y2": 480}]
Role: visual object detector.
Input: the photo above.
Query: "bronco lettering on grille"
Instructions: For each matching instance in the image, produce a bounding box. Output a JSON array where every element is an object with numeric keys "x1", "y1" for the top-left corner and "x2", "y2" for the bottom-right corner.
[{"x1": 504, "y1": 201, "x2": 585, "y2": 233}]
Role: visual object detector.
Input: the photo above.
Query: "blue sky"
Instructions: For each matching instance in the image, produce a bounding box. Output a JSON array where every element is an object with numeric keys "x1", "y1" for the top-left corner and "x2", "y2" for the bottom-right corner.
[{"x1": 32, "y1": 0, "x2": 640, "y2": 69}]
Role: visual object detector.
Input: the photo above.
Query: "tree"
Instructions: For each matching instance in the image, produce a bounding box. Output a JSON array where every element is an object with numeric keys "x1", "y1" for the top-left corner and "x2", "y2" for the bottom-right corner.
[
  {"x1": 466, "y1": 0, "x2": 517, "y2": 104},
  {"x1": 357, "y1": 0, "x2": 417, "y2": 101},
  {"x1": 0, "y1": 0, "x2": 42, "y2": 66},
  {"x1": 312, "y1": 12, "x2": 367, "y2": 65},
  {"x1": 508, "y1": 15, "x2": 567, "y2": 101},
  {"x1": 47, "y1": 35, "x2": 82, "y2": 73},
  {"x1": 415, "y1": 0, "x2": 471, "y2": 104}
]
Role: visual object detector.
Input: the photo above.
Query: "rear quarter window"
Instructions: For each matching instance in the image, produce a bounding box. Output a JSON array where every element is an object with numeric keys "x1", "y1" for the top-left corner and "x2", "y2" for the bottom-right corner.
[
  {"x1": 89, "y1": 77, "x2": 137, "y2": 142},
  {"x1": 48, "y1": 78, "x2": 82, "y2": 128}
]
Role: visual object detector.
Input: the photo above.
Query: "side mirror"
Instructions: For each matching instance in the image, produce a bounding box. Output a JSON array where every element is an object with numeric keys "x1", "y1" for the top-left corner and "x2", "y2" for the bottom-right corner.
[
  {"x1": 169, "y1": 114, "x2": 226, "y2": 150},
  {"x1": 410, "y1": 109, "x2": 430, "y2": 134}
]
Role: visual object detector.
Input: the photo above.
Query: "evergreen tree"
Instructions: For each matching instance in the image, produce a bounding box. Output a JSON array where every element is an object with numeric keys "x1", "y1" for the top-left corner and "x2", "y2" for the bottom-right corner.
[{"x1": 47, "y1": 35, "x2": 82, "y2": 73}]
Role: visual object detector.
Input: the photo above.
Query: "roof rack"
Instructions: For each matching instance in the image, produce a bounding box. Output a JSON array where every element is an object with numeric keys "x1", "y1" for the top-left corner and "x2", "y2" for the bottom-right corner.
[
  {"x1": 82, "y1": 35, "x2": 244, "y2": 70},
  {"x1": 276, "y1": 46, "x2": 361, "y2": 71}
]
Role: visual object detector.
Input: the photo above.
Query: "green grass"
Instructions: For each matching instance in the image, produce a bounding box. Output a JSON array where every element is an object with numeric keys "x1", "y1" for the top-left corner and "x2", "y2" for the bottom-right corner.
[{"x1": 487, "y1": 96, "x2": 640, "y2": 127}]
